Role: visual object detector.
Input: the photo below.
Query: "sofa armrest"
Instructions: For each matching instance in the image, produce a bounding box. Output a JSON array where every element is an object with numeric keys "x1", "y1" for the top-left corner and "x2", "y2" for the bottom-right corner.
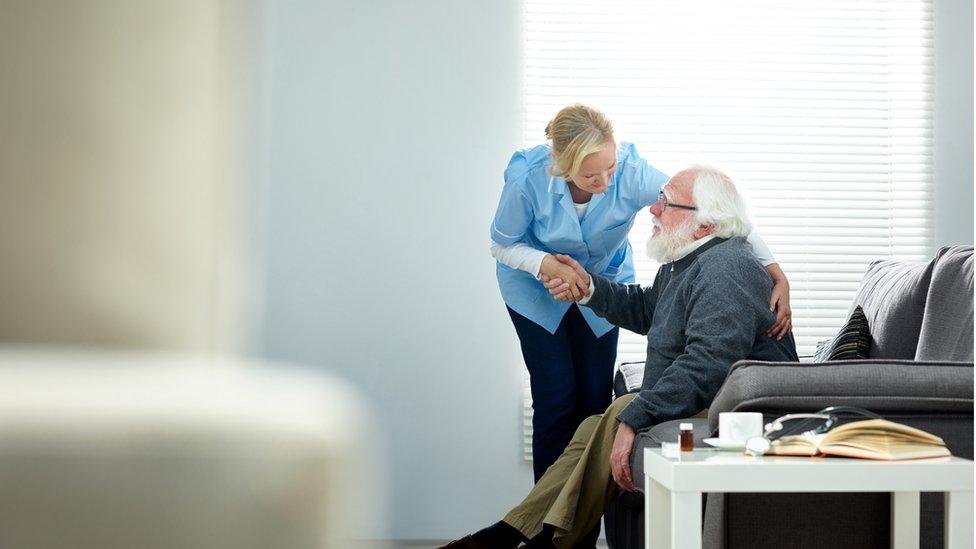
[{"x1": 708, "y1": 359, "x2": 974, "y2": 433}]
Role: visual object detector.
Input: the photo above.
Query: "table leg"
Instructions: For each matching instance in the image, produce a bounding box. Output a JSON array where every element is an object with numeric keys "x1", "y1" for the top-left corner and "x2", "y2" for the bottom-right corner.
[
  {"x1": 670, "y1": 491, "x2": 702, "y2": 549},
  {"x1": 891, "y1": 491, "x2": 920, "y2": 549},
  {"x1": 945, "y1": 490, "x2": 974, "y2": 549},
  {"x1": 646, "y1": 477, "x2": 670, "y2": 549}
]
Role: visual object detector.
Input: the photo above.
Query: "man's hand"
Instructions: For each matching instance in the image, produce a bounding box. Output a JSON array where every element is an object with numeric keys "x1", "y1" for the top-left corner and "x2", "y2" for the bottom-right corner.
[
  {"x1": 540, "y1": 255, "x2": 590, "y2": 301},
  {"x1": 610, "y1": 422, "x2": 637, "y2": 492}
]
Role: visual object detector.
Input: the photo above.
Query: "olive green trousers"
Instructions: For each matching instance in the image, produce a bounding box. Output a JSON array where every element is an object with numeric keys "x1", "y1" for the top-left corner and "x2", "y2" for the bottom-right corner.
[{"x1": 502, "y1": 393, "x2": 637, "y2": 549}]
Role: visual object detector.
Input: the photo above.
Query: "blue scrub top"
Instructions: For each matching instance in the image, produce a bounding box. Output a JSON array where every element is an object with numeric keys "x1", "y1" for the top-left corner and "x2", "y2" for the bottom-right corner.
[{"x1": 491, "y1": 142, "x2": 669, "y2": 337}]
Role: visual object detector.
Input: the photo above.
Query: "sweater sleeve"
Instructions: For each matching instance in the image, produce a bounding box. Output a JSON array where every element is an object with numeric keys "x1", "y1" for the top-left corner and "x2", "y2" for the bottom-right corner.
[
  {"x1": 615, "y1": 259, "x2": 768, "y2": 431},
  {"x1": 581, "y1": 270, "x2": 662, "y2": 336}
]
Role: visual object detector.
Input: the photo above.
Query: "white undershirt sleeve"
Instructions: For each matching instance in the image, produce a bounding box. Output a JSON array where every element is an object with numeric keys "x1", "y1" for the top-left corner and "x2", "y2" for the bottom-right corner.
[
  {"x1": 489, "y1": 240, "x2": 549, "y2": 277},
  {"x1": 746, "y1": 230, "x2": 776, "y2": 267}
]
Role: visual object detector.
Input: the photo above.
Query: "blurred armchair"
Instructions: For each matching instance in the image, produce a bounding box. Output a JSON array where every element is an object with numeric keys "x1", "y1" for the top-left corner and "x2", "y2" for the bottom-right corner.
[{"x1": 0, "y1": 349, "x2": 381, "y2": 549}]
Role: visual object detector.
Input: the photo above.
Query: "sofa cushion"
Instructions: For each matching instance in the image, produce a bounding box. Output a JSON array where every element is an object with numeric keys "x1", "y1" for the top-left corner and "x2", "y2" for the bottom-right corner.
[
  {"x1": 813, "y1": 306, "x2": 870, "y2": 362},
  {"x1": 851, "y1": 255, "x2": 937, "y2": 359},
  {"x1": 916, "y1": 246, "x2": 974, "y2": 362}
]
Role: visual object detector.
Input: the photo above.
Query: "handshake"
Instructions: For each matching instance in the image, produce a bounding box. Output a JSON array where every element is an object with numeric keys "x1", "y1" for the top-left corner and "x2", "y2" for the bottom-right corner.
[{"x1": 539, "y1": 254, "x2": 591, "y2": 302}]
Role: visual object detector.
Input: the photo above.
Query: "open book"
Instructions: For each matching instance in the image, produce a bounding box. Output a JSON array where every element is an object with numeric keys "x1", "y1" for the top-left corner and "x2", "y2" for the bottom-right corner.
[{"x1": 766, "y1": 419, "x2": 951, "y2": 461}]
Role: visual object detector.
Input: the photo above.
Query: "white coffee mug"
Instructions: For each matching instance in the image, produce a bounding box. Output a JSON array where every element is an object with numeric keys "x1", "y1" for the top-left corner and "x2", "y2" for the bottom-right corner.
[{"x1": 718, "y1": 412, "x2": 763, "y2": 444}]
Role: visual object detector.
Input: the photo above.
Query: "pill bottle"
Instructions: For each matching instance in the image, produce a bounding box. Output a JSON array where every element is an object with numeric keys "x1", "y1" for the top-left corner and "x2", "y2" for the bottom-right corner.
[{"x1": 679, "y1": 423, "x2": 694, "y2": 452}]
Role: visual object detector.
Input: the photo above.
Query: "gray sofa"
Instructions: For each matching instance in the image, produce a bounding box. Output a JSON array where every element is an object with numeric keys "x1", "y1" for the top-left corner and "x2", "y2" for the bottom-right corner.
[{"x1": 605, "y1": 245, "x2": 974, "y2": 549}]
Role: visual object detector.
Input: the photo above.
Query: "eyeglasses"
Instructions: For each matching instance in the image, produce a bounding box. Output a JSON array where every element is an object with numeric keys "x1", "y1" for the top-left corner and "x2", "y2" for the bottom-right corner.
[
  {"x1": 657, "y1": 191, "x2": 697, "y2": 212},
  {"x1": 745, "y1": 406, "x2": 883, "y2": 456}
]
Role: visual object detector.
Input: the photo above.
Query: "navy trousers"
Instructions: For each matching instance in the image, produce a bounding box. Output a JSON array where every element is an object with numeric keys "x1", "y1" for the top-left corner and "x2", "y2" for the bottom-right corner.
[
  {"x1": 507, "y1": 305, "x2": 619, "y2": 481},
  {"x1": 509, "y1": 306, "x2": 617, "y2": 548}
]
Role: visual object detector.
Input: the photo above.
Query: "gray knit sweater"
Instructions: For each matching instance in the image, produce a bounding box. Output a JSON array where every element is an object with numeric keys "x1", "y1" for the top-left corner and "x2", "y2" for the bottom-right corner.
[{"x1": 584, "y1": 237, "x2": 798, "y2": 431}]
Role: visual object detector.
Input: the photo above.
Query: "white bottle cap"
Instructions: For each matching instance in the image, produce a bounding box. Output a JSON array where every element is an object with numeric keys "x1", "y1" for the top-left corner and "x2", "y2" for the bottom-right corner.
[{"x1": 680, "y1": 423, "x2": 693, "y2": 430}]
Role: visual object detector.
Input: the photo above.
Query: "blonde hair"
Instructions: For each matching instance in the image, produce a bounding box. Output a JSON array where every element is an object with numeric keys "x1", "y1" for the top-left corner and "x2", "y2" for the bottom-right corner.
[{"x1": 544, "y1": 104, "x2": 615, "y2": 181}]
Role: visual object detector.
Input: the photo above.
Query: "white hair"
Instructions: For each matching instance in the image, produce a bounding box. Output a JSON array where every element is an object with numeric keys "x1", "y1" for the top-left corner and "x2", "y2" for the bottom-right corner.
[{"x1": 688, "y1": 165, "x2": 753, "y2": 238}]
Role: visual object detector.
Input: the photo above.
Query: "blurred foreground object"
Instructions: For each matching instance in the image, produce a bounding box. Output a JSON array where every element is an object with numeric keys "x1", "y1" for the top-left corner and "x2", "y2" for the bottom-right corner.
[
  {"x1": 0, "y1": 1, "x2": 248, "y2": 352},
  {"x1": 0, "y1": 348, "x2": 383, "y2": 549}
]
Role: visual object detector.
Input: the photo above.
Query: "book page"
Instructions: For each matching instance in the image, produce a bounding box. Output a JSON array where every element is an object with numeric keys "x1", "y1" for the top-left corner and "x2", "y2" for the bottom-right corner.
[
  {"x1": 819, "y1": 442, "x2": 951, "y2": 461},
  {"x1": 817, "y1": 419, "x2": 950, "y2": 460},
  {"x1": 824, "y1": 419, "x2": 945, "y2": 445},
  {"x1": 768, "y1": 419, "x2": 951, "y2": 460},
  {"x1": 767, "y1": 433, "x2": 823, "y2": 456}
]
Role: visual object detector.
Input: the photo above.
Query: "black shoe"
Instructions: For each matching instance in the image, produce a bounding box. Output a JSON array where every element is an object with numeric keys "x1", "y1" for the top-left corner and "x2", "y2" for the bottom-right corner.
[{"x1": 440, "y1": 519, "x2": 528, "y2": 549}]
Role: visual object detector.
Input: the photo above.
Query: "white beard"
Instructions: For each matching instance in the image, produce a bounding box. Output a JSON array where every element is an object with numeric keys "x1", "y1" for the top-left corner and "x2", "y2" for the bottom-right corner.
[{"x1": 646, "y1": 217, "x2": 698, "y2": 263}]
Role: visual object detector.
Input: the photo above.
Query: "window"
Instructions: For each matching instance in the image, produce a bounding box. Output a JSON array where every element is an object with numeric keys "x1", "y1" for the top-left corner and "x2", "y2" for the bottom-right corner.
[{"x1": 521, "y1": 0, "x2": 934, "y2": 460}]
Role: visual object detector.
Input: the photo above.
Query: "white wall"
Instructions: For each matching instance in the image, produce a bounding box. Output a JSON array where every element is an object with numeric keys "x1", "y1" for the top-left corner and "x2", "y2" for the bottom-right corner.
[
  {"x1": 253, "y1": 0, "x2": 531, "y2": 541},
  {"x1": 933, "y1": 0, "x2": 975, "y2": 247}
]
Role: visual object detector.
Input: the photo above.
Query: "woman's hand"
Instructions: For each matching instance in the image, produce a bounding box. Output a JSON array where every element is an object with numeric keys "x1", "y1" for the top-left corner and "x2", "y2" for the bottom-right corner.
[
  {"x1": 541, "y1": 274, "x2": 577, "y2": 301},
  {"x1": 764, "y1": 263, "x2": 792, "y2": 340},
  {"x1": 539, "y1": 254, "x2": 589, "y2": 301}
]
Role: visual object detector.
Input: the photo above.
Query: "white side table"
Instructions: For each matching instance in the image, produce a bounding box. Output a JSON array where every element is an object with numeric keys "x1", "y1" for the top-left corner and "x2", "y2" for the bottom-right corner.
[{"x1": 644, "y1": 448, "x2": 974, "y2": 549}]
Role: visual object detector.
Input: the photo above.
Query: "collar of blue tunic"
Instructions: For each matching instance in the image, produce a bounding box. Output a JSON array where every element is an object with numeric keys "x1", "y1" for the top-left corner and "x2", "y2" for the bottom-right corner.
[{"x1": 546, "y1": 173, "x2": 617, "y2": 195}]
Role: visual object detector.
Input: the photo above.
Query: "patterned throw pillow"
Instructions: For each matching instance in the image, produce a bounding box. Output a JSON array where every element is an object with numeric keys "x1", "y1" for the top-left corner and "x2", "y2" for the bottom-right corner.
[{"x1": 813, "y1": 306, "x2": 871, "y2": 362}]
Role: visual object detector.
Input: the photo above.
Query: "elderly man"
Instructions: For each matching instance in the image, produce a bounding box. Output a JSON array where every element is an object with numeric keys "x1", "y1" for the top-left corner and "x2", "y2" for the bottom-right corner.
[{"x1": 443, "y1": 166, "x2": 798, "y2": 549}]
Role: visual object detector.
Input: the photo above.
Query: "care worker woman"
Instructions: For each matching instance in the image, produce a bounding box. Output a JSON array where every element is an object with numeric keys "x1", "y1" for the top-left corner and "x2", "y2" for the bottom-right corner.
[{"x1": 490, "y1": 104, "x2": 792, "y2": 481}]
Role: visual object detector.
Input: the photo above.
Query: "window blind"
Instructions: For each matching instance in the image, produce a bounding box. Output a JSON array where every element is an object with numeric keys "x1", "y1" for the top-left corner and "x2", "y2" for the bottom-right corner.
[{"x1": 521, "y1": 0, "x2": 934, "y2": 460}]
